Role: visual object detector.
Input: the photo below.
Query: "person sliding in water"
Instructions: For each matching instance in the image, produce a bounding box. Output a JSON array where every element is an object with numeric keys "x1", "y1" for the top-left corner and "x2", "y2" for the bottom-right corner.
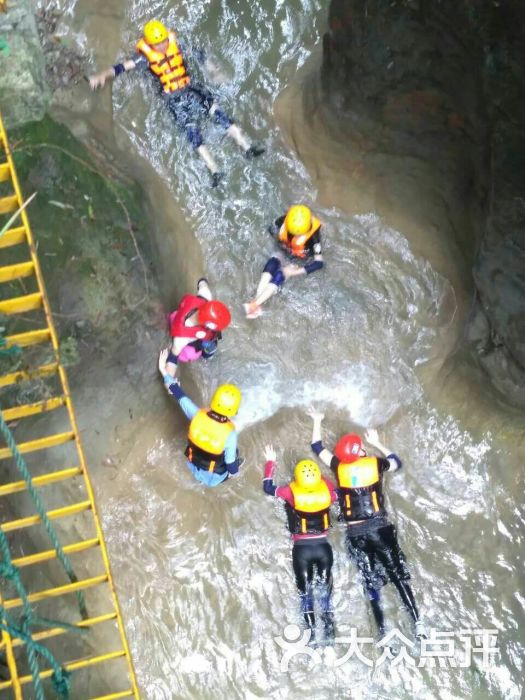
[
  {"x1": 88, "y1": 20, "x2": 264, "y2": 187},
  {"x1": 263, "y1": 446, "x2": 337, "y2": 645},
  {"x1": 310, "y1": 413, "x2": 425, "y2": 639},
  {"x1": 159, "y1": 349, "x2": 244, "y2": 486},
  {"x1": 165, "y1": 278, "x2": 231, "y2": 378},
  {"x1": 244, "y1": 205, "x2": 324, "y2": 318}
]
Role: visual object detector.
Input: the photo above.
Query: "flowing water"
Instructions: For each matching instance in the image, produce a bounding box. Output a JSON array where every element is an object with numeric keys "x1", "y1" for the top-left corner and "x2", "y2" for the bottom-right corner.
[{"x1": 41, "y1": 0, "x2": 525, "y2": 697}]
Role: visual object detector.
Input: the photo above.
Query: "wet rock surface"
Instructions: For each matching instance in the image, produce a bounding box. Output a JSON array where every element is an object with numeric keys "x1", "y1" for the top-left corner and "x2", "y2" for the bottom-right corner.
[
  {"x1": 310, "y1": 0, "x2": 525, "y2": 404},
  {"x1": 3, "y1": 115, "x2": 169, "y2": 470},
  {"x1": 0, "y1": 0, "x2": 50, "y2": 126},
  {"x1": 36, "y1": 4, "x2": 87, "y2": 91},
  {"x1": 10, "y1": 115, "x2": 158, "y2": 358}
]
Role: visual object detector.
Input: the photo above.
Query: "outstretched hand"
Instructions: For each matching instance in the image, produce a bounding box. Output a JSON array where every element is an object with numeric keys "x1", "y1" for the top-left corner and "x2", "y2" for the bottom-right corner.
[
  {"x1": 307, "y1": 408, "x2": 325, "y2": 423},
  {"x1": 364, "y1": 428, "x2": 379, "y2": 445},
  {"x1": 88, "y1": 73, "x2": 107, "y2": 90},
  {"x1": 158, "y1": 348, "x2": 169, "y2": 375},
  {"x1": 264, "y1": 444, "x2": 276, "y2": 462}
]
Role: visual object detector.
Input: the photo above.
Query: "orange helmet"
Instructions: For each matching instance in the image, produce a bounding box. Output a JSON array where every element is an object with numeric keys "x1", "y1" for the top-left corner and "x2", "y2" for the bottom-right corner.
[
  {"x1": 334, "y1": 433, "x2": 365, "y2": 463},
  {"x1": 198, "y1": 301, "x2": 231, "y2": 332}
]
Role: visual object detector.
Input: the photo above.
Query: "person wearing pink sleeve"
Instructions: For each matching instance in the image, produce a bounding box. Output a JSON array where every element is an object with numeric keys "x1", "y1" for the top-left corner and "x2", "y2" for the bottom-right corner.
[
  {"x1": 310, "y1": 412, "x2": 426, "y2": 640},
  {"x1": 262, "y1": 445, "x2": 338, "y2": 645}
]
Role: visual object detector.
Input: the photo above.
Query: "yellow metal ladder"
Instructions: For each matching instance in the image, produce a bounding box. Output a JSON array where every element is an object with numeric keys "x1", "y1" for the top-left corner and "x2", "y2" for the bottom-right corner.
[{"x1": 0, "y1": 111, "x2": 139, "y2": 698}]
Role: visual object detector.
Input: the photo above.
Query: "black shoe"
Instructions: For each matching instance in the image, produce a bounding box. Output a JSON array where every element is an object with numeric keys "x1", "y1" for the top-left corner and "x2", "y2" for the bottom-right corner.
[
  {"x1": 415, "y1": 620, "x2": 428, "y2": 640},
  {"x1": 306, "y1": 626, "x2": 316, "y2": 647},
  {"x1": 211, "y1": 171, "x2": 225, "y2": 188},
  {"x1": 245, "y1": 145, "x2": 265, "y2": 160}
]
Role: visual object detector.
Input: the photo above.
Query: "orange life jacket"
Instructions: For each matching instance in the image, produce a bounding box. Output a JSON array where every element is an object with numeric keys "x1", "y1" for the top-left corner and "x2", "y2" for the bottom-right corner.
[
  {"x1": 136, "y1": 31, "x2": 190, "y2": 93},
  {"x1": 287, "y1": 479, "x2": 332, "y2": 535},
  {"x1": 336, "y1": 457, "x2": 385, "y2": 522},
  {"x1": 186, "y1": 409, "x2": 234, "y2": 473},
  {"x1": 278, "y1": 217, "x2": 321, "y2": 259}
]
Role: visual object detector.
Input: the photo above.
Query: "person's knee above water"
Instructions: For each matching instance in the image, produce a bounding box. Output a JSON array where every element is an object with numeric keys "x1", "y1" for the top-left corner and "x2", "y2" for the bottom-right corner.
[
  {"x1": 262, "y1": 446, "x2": 338, "y2": 645},
  {"x1": 165, "y1": 278, "x2": 231, "y2": 377},
  {"x1": 159, "y1": 351, "x2": 244, "y2": 487},
  {"x1": 88, "y1": 19, "x2": 264, "y2": 187},
  {"x1": 244, "y1": 205, "x2": 324, "y2": 318},
  {"x1": 310, "y1": 412, "x2": 425, "y2": 640}
]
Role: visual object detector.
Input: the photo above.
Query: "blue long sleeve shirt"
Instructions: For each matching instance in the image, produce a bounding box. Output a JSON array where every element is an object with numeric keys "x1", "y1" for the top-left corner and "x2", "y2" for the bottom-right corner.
[{"x1": 167, "y1": 381, "x2": 239, "y2": 474}]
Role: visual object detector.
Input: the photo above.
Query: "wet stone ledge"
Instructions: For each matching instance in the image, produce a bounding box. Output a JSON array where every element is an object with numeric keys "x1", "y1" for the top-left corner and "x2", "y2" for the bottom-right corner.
[{"x1": 318, "y1": 0, "x2": 525, "y2": 404}]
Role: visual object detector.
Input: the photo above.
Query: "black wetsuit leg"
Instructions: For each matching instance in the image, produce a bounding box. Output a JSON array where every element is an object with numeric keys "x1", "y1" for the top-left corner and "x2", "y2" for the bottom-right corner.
[
  {"x1": 346, "y1": 526, "x2": 387, "y2": 636},
  {"x1": 367, "y1": 588, "x2": 386, "y2": 636},
  {"x1": 292, "y1": 540, "x2": 334, "y2": 633},
  {"x1": 374, "y1": 524, "x2": 419, "y2": 623},
  {"x1": 394, "y1": 580, "x2": 419, "y2": 622}
]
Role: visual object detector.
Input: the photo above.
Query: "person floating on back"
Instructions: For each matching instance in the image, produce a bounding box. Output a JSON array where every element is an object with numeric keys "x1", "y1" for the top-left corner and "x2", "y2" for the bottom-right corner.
[
  {"x1": 89, "y1": 20, "x2": 264, "y2": 187},
  {"x1": 310, "y1": 412, "x2": 426, "y2": 640},
  {"x1": 244, "y1": 205, "x2": 324, "y2": 318},
  {"x1": 165, "y1": 278, "x2": 231, "y2": 378},
  {"x1": 159, "y1": 349, "x2": 244, "y2": 486},
  {"x1": 263, "y1": 445, "x2": 338, "y2": 645}
]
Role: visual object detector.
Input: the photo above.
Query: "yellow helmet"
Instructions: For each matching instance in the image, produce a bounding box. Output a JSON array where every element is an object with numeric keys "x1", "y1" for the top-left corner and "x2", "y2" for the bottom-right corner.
[
  {"x1": 293, "y1": 460, "x2": 321, "y2": 489},
  {"x1": 144, "y1": 20, "x2": 169, "y2": 45},
  {"x1": 284, "y1": 205, "x2": 312, "y2": 236},
  {"x1": 210, "y1": 384, "x2": 241, "y2": 417}
]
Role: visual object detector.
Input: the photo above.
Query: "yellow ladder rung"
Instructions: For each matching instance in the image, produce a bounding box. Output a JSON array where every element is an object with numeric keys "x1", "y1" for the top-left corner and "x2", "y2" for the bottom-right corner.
[
  {"x1": 0, "y1": 260, "x2": 34, "y2": 283},
  {"x1": 0, "y1": 466, "x2": 81, "y2": 497},
  {"x1": 0, "y1": 194, "x2": 18, "y2": 214},
  {"x1": 1, "y1": 612, "x2": 118, "y2": 649},
  {"x1": 2, "y1": 396, "x2": 66, "y2": 421},
  {"x1": 0, "y1": 291, "x2": 42, "y2": 314},
  {"x1": 0, "y1": 109, "x2": 139, "y2": 697},
  {"x1": 12, "y1": 536, "x2": 100, "y2": 568},
  {"x1": 0, "y1": 162, "x2": 10, "y2": 182},
  {"x1": 1, "y1": 499, "x2": 91, "y2": 532},
  {"x1": 0, "y1": 225, "x2": 26, "y2": 249},
  {"x1": 4, "y1": 327, "x2": 51, "y2": 348},
  {"x1": 0, "y1": 361, "x2": 58, "y2": 387},
  {"x1": 0, "y1": 650, "x2": 126, "y2": 689},
  {"x1": 3, "y1": 573, "x2": 109, "y2": 610},
  {"x1": 0, "y1": 430, "x2": 75, "y2": 459}
]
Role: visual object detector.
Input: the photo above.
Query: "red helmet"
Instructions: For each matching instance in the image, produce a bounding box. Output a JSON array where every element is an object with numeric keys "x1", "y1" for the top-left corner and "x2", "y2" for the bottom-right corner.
[
  {"x1": 197, "y1": 300, "x2": 231, "y2": 332},
  {"x1": 334, "y1": 433, "x2": 364, "y2": 463}
]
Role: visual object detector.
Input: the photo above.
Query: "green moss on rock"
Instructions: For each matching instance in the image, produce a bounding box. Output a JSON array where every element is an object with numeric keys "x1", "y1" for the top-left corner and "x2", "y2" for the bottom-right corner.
[{"x1": 9, "y1": 115, "x2": 157, "y2": 359}]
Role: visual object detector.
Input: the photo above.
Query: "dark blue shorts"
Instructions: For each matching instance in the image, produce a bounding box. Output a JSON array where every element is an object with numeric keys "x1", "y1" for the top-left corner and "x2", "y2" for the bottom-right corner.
[
  {"x1": 262, "y1": 256, "x2": 286, "y2": 287},
  {"x1": 166, "y1": 86, "x2": 233, "y2": 148}
]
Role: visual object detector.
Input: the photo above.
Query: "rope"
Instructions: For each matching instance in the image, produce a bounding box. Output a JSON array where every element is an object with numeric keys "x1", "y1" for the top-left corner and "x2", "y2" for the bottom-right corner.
[
  {"x1": 0, "y1": 528, "x2": 72, "y2": 698},
  {"x1": 0, "y1": 411, "x2": 88, "y2": 619},
  {"x1": 0, "y1": 325, "x2": 20, "y2": 357}
]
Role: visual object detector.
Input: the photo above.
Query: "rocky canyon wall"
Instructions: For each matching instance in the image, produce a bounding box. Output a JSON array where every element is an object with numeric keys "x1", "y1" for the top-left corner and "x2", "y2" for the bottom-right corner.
[{"x1": 300, "y1": 0, "x2": 525, "y2": 404}]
